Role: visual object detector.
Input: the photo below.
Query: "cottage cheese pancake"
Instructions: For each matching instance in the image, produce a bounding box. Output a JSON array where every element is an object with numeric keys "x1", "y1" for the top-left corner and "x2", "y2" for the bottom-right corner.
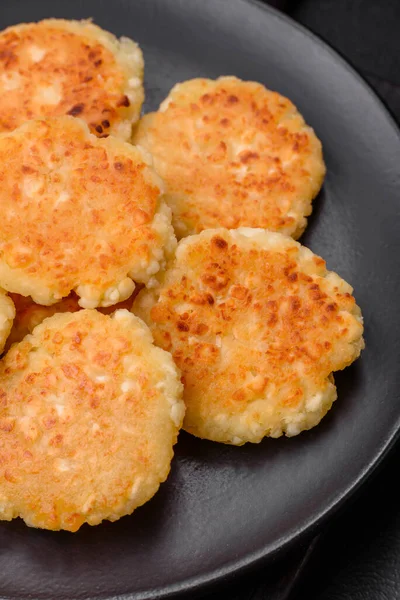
[
  {"x1": 0, "y1": 19, "x2": 144, "y2": 140},
  {"x1": 0, "y1": 309, "x2": 184, "y2": 531},
  {"x1": 133, "y1": 77, "x2": 325, "y2": 238},
  {"x1": 133, "y1": 228, "x2": 364, "y2": 444},
  {"x1": 0, "y1": 117, "x2": 176, "y2": 307}
]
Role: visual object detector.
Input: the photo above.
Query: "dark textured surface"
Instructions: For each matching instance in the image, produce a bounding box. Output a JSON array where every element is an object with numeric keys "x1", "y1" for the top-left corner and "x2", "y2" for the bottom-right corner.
[
  {"x1": 295, "y1": 446, "x2": 400, "y2": 600},
  {"x1": 1, "y1": 1, "x2": 400, "y2": 599}
]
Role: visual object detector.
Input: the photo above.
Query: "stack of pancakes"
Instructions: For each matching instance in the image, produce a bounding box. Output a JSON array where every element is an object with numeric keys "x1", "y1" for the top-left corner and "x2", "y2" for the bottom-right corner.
[{"x1": 0, "y1": 19, "x2": 364, "y2": 531}]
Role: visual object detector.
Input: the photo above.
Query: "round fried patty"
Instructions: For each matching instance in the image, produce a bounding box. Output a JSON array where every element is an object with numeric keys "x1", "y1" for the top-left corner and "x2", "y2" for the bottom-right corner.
[
  {"x1": 0, "y1": 290, "x2": 15, "y2": 354},
  {"x1": 133, "y1": 77, "x2": 325, "y2": 239},
  {"x1": 0, "y1": 18, "x2": 144, "y2": 140},
  {"x1": 0, "y1": 116, "x2": 176, "y2": 307},
  {"x1": 133, "y1": 228, "x2": 364, "y2": 444}
]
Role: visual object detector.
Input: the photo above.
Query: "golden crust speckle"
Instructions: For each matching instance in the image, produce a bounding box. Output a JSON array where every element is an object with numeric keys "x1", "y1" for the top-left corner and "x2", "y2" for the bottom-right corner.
[
  {"x1": 0, "y1": 116, "x2": 176, "y2": 306},
  {"x1": 4, "y1": 289, "x2": 140, "y2": 352}
]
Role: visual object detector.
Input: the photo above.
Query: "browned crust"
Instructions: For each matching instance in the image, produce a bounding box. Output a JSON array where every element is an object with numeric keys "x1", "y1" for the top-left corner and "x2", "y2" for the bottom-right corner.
[
  {"x1": 133, "y1": 229, "x2": 364, "y2": 443},
  {"x1": 0, "y1": 19, "x2": 144, "y2": 139}
]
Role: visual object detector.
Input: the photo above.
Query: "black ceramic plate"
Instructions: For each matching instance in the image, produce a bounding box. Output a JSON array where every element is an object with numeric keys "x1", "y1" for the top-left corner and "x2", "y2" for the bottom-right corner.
[{"x1": 1, "y1": 1, "x2": 400, "y2": 599}]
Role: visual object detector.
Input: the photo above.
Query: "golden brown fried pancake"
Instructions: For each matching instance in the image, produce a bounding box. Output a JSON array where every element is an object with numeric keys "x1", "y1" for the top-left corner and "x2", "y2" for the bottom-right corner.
[
  {"x1": 0, "y1": 19, "x2": 144, "y2": 140},
  {"x1": 4, "y1": 289, "x2": 139, "y2": 352},
  {"x1": 0, "y1": 309, "x2": 184, "y2": 531},
  {"x1": 0, "y1": 117, "x2": 176, "y2": 307},
  {"x1": 133, "y1": 76, "x2": 325, "y2": 239},
  {"x1": 133, "y1": 228, "x2": 364, "y2": 444}
]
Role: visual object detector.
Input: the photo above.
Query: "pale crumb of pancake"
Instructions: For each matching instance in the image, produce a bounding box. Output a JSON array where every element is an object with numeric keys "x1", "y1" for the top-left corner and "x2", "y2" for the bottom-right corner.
[
  {"x1": 55, "y1": 459, "x2": 72, "y2": 473},
  {"x1": 54, "y1": 404, "x2": 64, "y2": 417},
  {"x1": 0, "y1": 309, "x2": 184, "y2": 531},
  {"x1": 121, "y1": 380, "x2": 136, "y2": 393},
  {"x1": 170, "y1": 402, "x2": 185, "y2": 427},
  {"x1": 0, "y1": 117, "x2": 176, "y2": 307},
  {"x1": 231, "y1": 436, "x2": 243, "y2": 445},
  {"x1": 34, "y1": 83, "x2": 62, "y2": 106},
  {"x1": 129, "y1": 477, "x2": 144, "y2": 501},
  {"x1": 133, "y1": 228, "x2": 364, "y2": 445},
  {"x1": 28, "y1": 45, "x2": 46, "y2": 62},
  {"x1": 1, "y1": 72, "x2": 22, "y2": 91},
  {"x1": 78, "y1": 277, "x2": 136, "y2": 309}
]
